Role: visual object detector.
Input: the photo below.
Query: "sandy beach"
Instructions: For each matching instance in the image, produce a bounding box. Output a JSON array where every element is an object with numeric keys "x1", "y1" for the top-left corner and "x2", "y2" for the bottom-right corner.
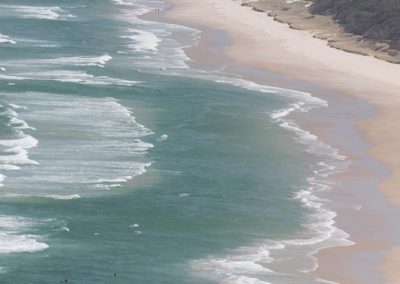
[{"x1": 160, "y1": 0, "x2": 400, "y2": 283}]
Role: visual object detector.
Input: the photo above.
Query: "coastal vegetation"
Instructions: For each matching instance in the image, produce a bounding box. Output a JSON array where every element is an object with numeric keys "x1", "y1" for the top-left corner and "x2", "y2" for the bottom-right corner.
[{"x1": 310, "y1": 0, "x2": 400, "y2": 50}]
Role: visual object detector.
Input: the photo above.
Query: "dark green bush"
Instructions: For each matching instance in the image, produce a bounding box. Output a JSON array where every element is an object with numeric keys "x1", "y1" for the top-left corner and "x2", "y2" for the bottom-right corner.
[{"x1": 310, "y1": 0, "x2": 400, "y2": 47}]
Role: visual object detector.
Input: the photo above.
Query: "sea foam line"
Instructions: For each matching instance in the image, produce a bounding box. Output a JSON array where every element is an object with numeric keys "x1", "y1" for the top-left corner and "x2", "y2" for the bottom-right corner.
[
  {"x1": 2, "y1": 194, "x2": 81, "y2": 200},
  {"x1": 0, "y1": 34, "x2": 16, "y2": 45},
  {"x1": 112, "y1": 0, "x2": 136, "y2": 6},
  {"x1": 0, "y1": 70, "x2": 140, "y2": 87},
  {"x1": 0, "y1": 103, "x2": 38, "y2": 187},
  {"x1": 121, "y1": 29, "x2": 161, "y2": 52},
  {"x1": 0, "y1": 5, "x2": 74, "y2": 20},
  {"x1": 4, "y1": 55, "x2": 113, "y2": 68},
  {"x1": 113, "y1": 0, "x2": 200, "y2": 70},
  {"x1": 0, "y1": 215, "x2": 48, "y2": 254}
]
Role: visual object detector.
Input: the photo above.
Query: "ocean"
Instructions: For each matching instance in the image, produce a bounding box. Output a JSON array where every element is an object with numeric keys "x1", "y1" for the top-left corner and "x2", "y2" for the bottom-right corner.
[{"x1": 0, "y1": 0, "x2": 351, "y2": 283}]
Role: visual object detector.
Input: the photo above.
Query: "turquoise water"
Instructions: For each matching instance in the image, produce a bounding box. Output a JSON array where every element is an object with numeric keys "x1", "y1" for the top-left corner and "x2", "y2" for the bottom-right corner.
[{"x1": 0, "y1": 0, "x2": 350, "y2": 283}]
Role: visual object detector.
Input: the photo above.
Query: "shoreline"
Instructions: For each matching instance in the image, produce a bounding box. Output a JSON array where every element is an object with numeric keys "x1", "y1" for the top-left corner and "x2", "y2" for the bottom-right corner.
[
  {"x1": 147, "y1": 0, "x2": 400, "y2": 283},
  {"x1": 241, "y1": 0, "x2": 400, "y2": 65}
]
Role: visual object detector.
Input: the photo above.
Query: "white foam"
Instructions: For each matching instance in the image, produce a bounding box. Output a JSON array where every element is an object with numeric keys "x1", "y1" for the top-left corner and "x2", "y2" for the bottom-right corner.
[
  {"x1": 0, "y1": 108, "x2": 18, "y2": 117},
  {"x1": 0, "y1": 135, "x2": 38, "y2": 149},
  {"x1": 0, "y1": 148, "x2": 39, "y2": 166},
  {"x1": 8, "y1": 54, "x2": 113, "y2": 68},
  {"x1": 0, "y1": 165, "x2": 20, "y2": 171},
  {"x1": 8, "y1": 117, "x2": 36, "y2": 130},
  {"x1": 94, "y1": 161, "x2": 152, "y2": 188},
  {"x1": 216, "y1": 76, "x2": 327, "y2": 107},
  {"x1": 112, "y1": 0, "x2": 155, "y2": 17},
  {"x1": 97, "y1": 54, "x2": 113, "y2": 65},
  {"x1": 96, "y1": 177, "x2": 132, "y2": 183},
  {"x1": 122, "y1": 29, "x2": 161, "y2": 52},
  {"x1": 114, "y1": 6, "x2": 198, "y2": 70},
  {"x1": 0, "y1": 34, "x2": 16, "y2": 45},
  {"x1": 0, "y1": 174, "x2": 5, "y2": 187},
  {"x1": 271, "y1": 107, "x2": 346, "y2": 159},
  {"x1": 192, "y1": 243, "x2": 277, "y2": 284},
  {"x1": 157, "y1": 134, "x2": 168, "y2": 141},
  {"x1": 0, "y1": 193, "x2": 81, "y2": 200},
  {"x1": 132, "y1": 140, "x2": 154, "y2": 152},
  {"x1": 0, "y1": 104, "x2": 39, "y2": 187},
  {"x1": 42, "y1": 194, "x2": 81, "y2": 200},
  {"x1": 0, "y1": 5, "x2": 73, "y2": 20},
  {"x1": 203, "y1": 259, "x2": 272, "y2": 274},
  {"x1": 0, "y1": 215, "x2": 48, "y2": 254},
  {"x1": 15, "y1": 39, "x2": 59, "y2": 48},
  {"x1": 112, "y1": 0, "x2": 135, "y2": 6},
  {"x1": 60, "y1": 225, "x2": 70, "y2": 232},
  {"x1": 270, "y1": 102, "x2": 305, "y2": 119},
  {"x1": 16, "y1": 70, "x2": 141, "y2": 86},
  {"x1": 163, "y1": 69, "x2": 328, "y2": 108},
  {"x1": 0, "y1": 74, "x2": 24, "y2": 81},
  {"x1": 9, "y1": 104, "x2": 28, "y2": 110},
  {"x1": 0, "y1": 233, "x2": 48, "y2": 253},
  {"x1": 221, "y1": 276, "x2": 271, "y2": 284},
  {"x1": 0, "y1": 93, "x2": 154, "y2": 197}
]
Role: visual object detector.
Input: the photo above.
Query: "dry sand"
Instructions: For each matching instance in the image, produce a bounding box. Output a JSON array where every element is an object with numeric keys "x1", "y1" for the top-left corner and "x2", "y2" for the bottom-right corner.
[
  {"x1": 242, "y1": 0, "x2": 400, "y2": 64},
  {"x1": 163, "y1": 0, "x2": 400, "y2": 283}
]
